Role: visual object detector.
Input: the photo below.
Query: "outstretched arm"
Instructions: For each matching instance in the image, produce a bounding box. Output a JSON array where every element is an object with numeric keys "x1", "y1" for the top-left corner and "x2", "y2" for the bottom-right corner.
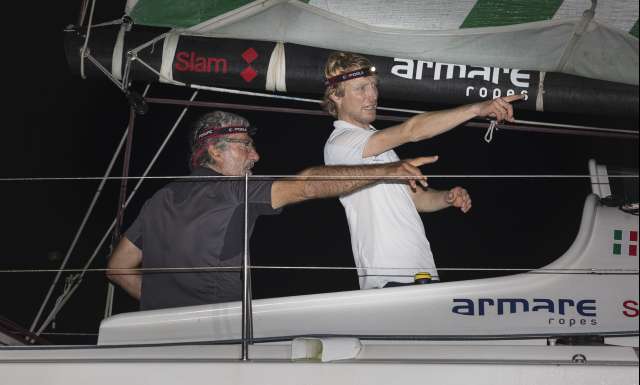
[
  {"x1": 411, "y1": 186, "x2": 472, "y2": 213},
  {"x1": 271, "y1": 156, "x2": 437, "y2": 209},
  {"x1": 364, "y1": 94, "x2": 524, "y2": 157},
  {"x1": 106, "y1": 237, "x2": 142, "y2": 300}
]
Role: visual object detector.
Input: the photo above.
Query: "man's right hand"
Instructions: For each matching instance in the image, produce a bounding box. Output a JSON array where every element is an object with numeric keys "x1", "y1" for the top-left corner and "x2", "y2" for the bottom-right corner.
[
  {"x1": 473, "y1": 94, "x2": 524, "y2": 122},
  {"x1": 391, "y1": 155, "x2": 439, "y2": 190},
  {"x1": 272, "y1": 155, "x2": 438, "y2": 209}
]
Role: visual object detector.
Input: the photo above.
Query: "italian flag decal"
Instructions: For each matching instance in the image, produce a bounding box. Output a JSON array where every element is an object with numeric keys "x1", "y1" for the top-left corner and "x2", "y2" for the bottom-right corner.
[{"x1": 613, "y1": 229, "x2": 638, "y2": 256}]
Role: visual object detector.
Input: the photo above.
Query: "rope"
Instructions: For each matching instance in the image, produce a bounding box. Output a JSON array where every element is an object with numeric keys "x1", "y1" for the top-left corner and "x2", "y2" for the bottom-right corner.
[
  {"x1": 2, "y1": 174, "x2": 637, "y2": 182},
  {"x1": 79, "y1": 0, "x2": 97, "y2": 80},
  {"x1": 76, "y1": 0, "x2": 90, "y2": 27},
  {"x1": 266, "y1": 42, "x2": 287, "y2": 92},
  {"x1": 484, "y1": 120, "x2": 498, "y2": 143},
  {"x1": 536, "y1": 71, "x2": 546, "y2": 112},
  {"x1": 555, "y1": 0, "x2": 596, "y2": 74},
  {"x1": 3, "y1": 266, "x2": 637, "y2": 274},
  {"x1": 127, "y1": 32, "x2": 172, "y2": 56}
]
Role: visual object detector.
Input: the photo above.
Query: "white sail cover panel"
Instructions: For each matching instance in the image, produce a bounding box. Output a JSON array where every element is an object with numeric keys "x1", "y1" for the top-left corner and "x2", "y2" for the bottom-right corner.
[
  {"x1": 178, "y1": 1, "x2": 637, "y2": 85},
  {"x1": 126, "y1": 0, "x2": 639, "y2": 35},
  {"x1": 309, "y1": 0, "x2": 639, "y2": 33}
]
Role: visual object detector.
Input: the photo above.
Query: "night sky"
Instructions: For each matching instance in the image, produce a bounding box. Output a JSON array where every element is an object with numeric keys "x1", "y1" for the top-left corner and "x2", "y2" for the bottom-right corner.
[{"x1": 0, "y1": 2, "x2": 637, "y2": 345}]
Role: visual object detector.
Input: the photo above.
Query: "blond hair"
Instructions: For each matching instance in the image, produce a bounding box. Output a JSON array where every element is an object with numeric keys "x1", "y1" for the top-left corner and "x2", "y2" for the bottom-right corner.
[{"x1": 322, "y1": 52, "x2": 374, "y2": 117}]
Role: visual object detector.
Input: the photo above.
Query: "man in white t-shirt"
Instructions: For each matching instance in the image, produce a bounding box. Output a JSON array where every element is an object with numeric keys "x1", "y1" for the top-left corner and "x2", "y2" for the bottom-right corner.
[{"x1": 322, "y1": 52, "x2": 523, "y2": 289}]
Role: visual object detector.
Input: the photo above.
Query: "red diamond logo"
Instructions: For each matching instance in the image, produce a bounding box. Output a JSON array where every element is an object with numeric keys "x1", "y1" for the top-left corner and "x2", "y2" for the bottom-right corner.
[
  {"x1": 242, "y1": 48, "x2": 258, "y2": 64},
  {"x1": 240, "y1": 66, "x2": 257, "y2": 83}
]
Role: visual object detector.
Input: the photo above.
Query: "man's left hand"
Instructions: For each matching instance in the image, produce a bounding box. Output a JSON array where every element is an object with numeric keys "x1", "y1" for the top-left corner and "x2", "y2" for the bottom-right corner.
[{"x1": 446, "y1": 187, "x2": 472, "y2": 213}]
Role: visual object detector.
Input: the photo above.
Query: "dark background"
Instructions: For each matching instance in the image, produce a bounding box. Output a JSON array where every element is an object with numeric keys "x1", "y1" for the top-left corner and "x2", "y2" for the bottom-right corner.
[{"x1": 0, "y1": 2, "x2": 637, "y2": 345}]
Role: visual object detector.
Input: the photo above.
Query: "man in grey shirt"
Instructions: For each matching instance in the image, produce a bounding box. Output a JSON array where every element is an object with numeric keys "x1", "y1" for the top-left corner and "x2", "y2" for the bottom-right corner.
[{"x1": 107, "y1": 110, "x2": 435, "y2": 310}]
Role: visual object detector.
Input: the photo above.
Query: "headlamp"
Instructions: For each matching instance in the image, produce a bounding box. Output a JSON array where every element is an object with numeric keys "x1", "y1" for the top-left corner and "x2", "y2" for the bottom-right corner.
[{"x1": 324, "y1": 66, "x2": 376, "y2": 87}]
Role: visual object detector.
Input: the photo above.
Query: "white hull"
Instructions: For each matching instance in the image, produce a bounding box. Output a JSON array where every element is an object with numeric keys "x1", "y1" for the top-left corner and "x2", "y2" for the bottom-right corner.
[
  {"x1": 98, "y1": 195, "x2": 639, "y2": 346},
  {"x1": 2, "y1": 186, "x2": 637, "y2": 384}
]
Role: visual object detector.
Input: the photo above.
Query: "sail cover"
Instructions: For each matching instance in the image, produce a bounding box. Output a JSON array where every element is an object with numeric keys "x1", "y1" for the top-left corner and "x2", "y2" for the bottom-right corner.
[{"x1": 123, "y1": 0, "x2": 639, "y2": 85}]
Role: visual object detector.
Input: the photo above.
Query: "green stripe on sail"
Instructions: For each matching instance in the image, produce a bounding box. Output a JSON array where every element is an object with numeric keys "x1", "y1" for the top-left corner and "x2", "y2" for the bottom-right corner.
[
  {"x1": 130, "y1": 0, "x2": 255, "y2": 28},
  {"x1": 460, "y1": 0, "x2": 563, "y2": 28},
  {"x1": 631, "y1": 19, "x2": 639, "y2": 38},
  {"x1": 129, "y1": 0, "x2": 311, "y2": 28}
]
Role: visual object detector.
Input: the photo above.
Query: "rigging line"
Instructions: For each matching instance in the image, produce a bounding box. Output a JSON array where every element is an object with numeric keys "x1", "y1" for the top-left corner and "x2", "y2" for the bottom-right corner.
[
  {"x1": 85, "y1": 54, "x2": 123, "y2": 89},
  {"x1": 142, "y1": 96, "x2": 638, "y2": 139},
  {"x1": 106, "y1": 98, "x2": 144, "y2": 319},
  {"x1": 104, "y1": 282, "x2": 114, "y2": 319},
  {"x1": 127, "y1": 32, "x2": 171, "y2": 56},
  {"x1": 79, "y1": 0, "x2": 97, "y2": 80},
  {"x1": 4, "y1": 266, "x2": 637, "y2": 274},
  {"x1": 146, "y1": 97, "x2": 329, "y2": 117},
  {"x1": 6, "y1": 270, "x2": 638, "y2": 276},
  {"x1": 36, "y1": 280, "x2": 83, "y2": 336},
  {"x1": 133, "y1": 56, "x2": 184, "y2": 87},
  {"x1": 119, "y1": 32, "x2": 171, "y2": 90},
  {"x1": 247, "y1": 331, "x2": 639, "y2": 344},
  {"x1": 484, "y1": 120, "x2": 498, "y2": 143},
  {"x1": 242, "y1": 172, "x2": 252, "y2": 360},
  {"x1": 255, "y1": 266, "x2": 639, "y2": 273},
  {"x1": 511, "y1": 118, "x2": 632, "y2": 134},
  {"x1": 121, "y1": 53, "x2": 132, "y2": 91},
  {"x1": 90, "y1": 19, "x2": 124, "y2": 28},
  {"x1": 113, "y1": 107, "x2": 137, "y2": 245},
  {"x1": 463, "y1": 121, "x2": 637, "y2": 140},
  {"x1": 29, "y1": 117, "x2": 133, "y2": 334},
  {"x1": 40, "y1": 332, "x2": 98, "y2": 336},
  {"x1": 76, "y1": 0, "x2": 90, "y2": 27},
  {"x1": 34, "y1": 91, "x2": 199, "y2": 336},
  {"x1": 2, "y1": 174, "x2": 637, "y2": 182}
]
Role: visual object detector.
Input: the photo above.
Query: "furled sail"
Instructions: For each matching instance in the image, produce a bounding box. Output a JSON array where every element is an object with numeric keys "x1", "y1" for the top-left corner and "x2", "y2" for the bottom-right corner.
[
  {"x1": 122, "y1": 0, "x2": 639, "y2": 85},
  {"x1": 65, "y1": 25, "x2": 639, "y2": 118}
]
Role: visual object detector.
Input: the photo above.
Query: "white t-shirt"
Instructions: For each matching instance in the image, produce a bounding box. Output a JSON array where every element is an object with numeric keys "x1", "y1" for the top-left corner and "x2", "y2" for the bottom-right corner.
[{"x1": 324, "y1": 120, "x2": 438, "y2": 289}]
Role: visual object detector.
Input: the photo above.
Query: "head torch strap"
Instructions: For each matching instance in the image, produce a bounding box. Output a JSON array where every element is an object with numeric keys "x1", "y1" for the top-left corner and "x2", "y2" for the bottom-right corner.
[
  {"x1": 196, "y1": 125, "x2": 257, "y2": 143},
  {"x1": 324, "y1": 66, "x2": 376, "y2": 87}
]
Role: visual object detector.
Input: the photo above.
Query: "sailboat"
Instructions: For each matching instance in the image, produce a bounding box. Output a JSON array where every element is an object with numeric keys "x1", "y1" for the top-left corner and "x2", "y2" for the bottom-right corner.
[{"x1": 1, "y1": 1, "x2": 638, "y2": 383}]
